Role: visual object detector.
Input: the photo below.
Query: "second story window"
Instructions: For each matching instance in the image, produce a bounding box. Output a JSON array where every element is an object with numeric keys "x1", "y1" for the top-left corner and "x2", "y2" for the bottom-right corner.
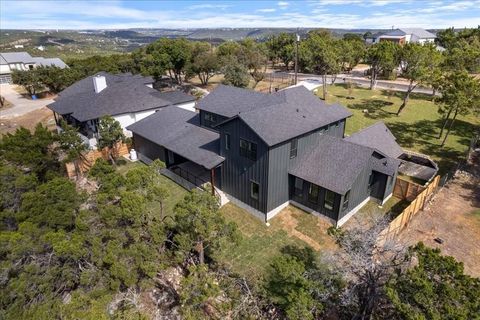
[
  {"x1": 240, "y1": 138, "x2": 257, "y2": 161},
  {"x1": 204, "y1": 112, "x2": 216, "y2": 127},
  {"x1": 225, "y1": 133, "x2": 230, "y2": 150},
  {"x1": 290, "y1": 138, "x2": 298, "y2": 159}
]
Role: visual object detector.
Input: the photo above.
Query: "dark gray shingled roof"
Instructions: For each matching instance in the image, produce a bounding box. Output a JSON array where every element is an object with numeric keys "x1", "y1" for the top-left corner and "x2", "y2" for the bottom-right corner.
[
  {"x1": 290, "y1": 135, "x2": 400, "y2": 195},
  {"x1": 196, "y1": 84, "x2": 280, "y2": 117},
  {"x1": 48, "y1": 72, "x2": 194, "y2": 122},
  {"x1": 127, "y1": 106, "x2": 224, "y2": 170},
  {"x1": 205, "y1": 85, "x2": 352, "y2": 146},
  {"x1": 344, "y1": 122, "x2": 404, "y2": 159}
]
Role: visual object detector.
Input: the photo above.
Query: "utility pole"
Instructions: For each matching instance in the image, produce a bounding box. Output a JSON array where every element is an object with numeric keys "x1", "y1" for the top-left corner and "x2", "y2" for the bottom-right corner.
[{"x1": 294, "y1": 31, "x2": 300, "y2": 85}]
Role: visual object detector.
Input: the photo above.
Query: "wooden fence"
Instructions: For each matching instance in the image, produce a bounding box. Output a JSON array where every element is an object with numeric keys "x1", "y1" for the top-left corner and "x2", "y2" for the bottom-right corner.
[
  {"x1": 65, "y1": 142, "x2": 129, "y2": 178},
  {"x1": 393, "y1": 177, "x2": 426, "y2": 201},
  {"x1": 380, "y1": 175, "x2": 440, "y2": 241}
]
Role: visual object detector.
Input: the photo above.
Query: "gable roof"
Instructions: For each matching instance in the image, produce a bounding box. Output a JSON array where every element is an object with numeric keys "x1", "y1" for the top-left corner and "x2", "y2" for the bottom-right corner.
[
  {"x1": 382, "y1": 28, "x2": 436, "y2": 39},
  {"x1": 196, "y1": 84, "x2": 279, "y2": 117},
  {"x1": 290, "y1": 135, "x2": 400, "y2": 195},
  {"x1": 31, "y1": 57, "x2": 68, "y2": 68},
  {"x1": 206, "y1": 85, "x2": 352, "y2": 146},
  {"x1": 48, "y1": 72, "x2": 194, "y2": 122},
  {"x1": 127, "y1": 106, "x2": 224, "y2": 170},
  {"x1": 344, "y1": 122, "x2": 404, "y2": 158},
  {"x1": 0, "y1": 52, "x2": 35, "y2": 64}
]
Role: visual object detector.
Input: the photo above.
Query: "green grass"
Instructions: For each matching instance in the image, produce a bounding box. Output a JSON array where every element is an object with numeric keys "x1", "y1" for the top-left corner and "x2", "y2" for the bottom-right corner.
[
  {"x1": 217, "y1": 203, "x2": 312, "y2": 279},
  {"x1": 320, "y1": 84, "x2": 480, "y2": 175}
]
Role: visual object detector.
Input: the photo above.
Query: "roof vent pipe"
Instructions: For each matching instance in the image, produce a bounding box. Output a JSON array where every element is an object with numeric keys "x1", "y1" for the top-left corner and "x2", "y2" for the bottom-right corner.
[{"x1": 93, "y1": 75, "x2": 107, "y2": 93}]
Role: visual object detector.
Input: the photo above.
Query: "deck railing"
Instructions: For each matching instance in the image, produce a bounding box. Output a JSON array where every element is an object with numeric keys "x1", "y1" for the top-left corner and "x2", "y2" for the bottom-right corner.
[{"x1": 170, "y1": 165, "x2": 221, "y2": 201}]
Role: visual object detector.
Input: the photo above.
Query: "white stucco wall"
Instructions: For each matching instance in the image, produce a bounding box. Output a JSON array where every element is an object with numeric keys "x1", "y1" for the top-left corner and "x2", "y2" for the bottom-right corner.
[
  {"x1": 0, "y1": 64, "x2": 10, "y2": 74},
  {"x1": 175, "y1": 101, "x2": 196, "y2": 112}
]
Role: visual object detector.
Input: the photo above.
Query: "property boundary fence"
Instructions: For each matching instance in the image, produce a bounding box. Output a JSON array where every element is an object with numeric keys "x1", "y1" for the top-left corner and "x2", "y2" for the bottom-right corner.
[
  {"x1": 65, "y1": 142, "x2": 130, "y2": 178},
  {"x1": 393, "y1": 178, "x2": 426, "y2": 201},
  {"x1": 380, "y1": 175, "x2": 440, "y2": 241}
]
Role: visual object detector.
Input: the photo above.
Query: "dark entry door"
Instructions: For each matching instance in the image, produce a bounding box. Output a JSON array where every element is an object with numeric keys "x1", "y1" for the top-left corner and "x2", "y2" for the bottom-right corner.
[{"x1": 369, "y1": 171, "x2": 387, "y2": 200}]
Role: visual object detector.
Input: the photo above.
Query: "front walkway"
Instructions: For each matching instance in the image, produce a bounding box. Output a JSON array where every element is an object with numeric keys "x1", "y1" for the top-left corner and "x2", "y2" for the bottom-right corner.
[{"x1": 0, "y1": 84, "x2": 55, "y2": 119}]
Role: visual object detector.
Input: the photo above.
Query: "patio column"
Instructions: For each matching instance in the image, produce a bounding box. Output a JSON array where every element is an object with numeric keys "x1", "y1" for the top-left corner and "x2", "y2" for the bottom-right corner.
[{"x1": 210, "y1": 168, "x2": 215, "y2": 196}]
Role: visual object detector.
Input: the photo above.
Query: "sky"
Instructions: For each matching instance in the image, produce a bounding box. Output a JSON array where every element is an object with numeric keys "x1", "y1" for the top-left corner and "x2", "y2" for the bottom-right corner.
[{"x1": 1, "y1": 0, "x2": 479, "y2": 30}]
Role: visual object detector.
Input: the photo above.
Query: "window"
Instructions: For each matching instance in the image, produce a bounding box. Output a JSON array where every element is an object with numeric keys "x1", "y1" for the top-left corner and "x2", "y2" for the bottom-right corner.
[
  {"x1": 335, "y1": 122, "x2": 339, "y2": 128},
  {"x1": 204, "y1": 112, "x2": 217, "y2": 127},
  {"x1": 240, "y1": 138, "x2": 257, "y2": 161},
  {"x1": 342, "y1": 190, "x2": 350, "y2": 210},
  {"x1": 225, "y1": 133, "x2": 230, "y2": 150},
  {"x1": 290, "y1": 138, "x2": 298, "y2": 159},
  {"x1": 294, "y1": 177, "x2": 303, "y2": 197},
  {"x1": 324, "y1": 190, "x2": 335, "y2": 210},
  {"x1": 308, "y1": 183, "x2": 319, "y2": 203},
  {"x1": 250, "y1": 181, "x2": 259, "y2": 200}
]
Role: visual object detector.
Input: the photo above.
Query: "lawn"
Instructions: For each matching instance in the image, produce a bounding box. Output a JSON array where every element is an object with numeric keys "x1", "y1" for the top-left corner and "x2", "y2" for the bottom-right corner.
[
  {"x1": 216, "y1": 203, "x2": 337, "y2": 279},
  {"x1": 320, "y1": 84, "x2": 480, "y2": 175}
]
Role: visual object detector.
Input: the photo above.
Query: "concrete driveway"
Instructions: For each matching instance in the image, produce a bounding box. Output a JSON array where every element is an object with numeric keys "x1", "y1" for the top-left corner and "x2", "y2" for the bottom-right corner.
[{"x1": 0, "y1": 84, "x2": 55, "y2": 119}]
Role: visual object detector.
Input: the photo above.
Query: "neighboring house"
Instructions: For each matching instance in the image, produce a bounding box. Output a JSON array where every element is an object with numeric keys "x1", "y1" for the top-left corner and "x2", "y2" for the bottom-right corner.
[
  {"x1": 288, "y1": 79, "x2": 322, "y2": 92},
  {"x1": 378, "y1": 28, "x2": 436, "y2": 44},
  {"x1": 128, "y1": 85, "x2": 403, "y2": 226},
  {"x1": 47, "y1": 72, "x2": 196, "y2": 149},
  {"x1": 364, "y1": 32, "x2": 384, "y2": 44},
  {"x1": 0, "y1": 51, "x2": 67, "y2": 84}
]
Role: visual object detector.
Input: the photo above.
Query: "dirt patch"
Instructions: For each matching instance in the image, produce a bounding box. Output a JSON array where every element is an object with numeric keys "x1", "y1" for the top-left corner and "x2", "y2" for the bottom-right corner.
[
  {"x1": 397, "y1": 151, "x2": 480, "y2": 277},
  {"x1": 276, "y1": 210, "x2": 323, "y2": 251},
  {"x1": 0, "y1": 106, "x2": 55, "y2": 135},
  {"x1": 276, "y1": 206, "x2": 337, "y2": 251}
]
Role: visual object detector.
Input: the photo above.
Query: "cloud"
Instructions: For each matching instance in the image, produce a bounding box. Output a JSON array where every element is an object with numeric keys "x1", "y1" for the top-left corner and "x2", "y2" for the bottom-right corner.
[
  {"x1": 188, "y1": 3, "x2": 232, "y2": 10},
  {"x1": 256, "y1": 8, "x2": 277, "y2": 13},
  {"x1": 1, "y1": 0, "x2": 479, "y2": 30}
]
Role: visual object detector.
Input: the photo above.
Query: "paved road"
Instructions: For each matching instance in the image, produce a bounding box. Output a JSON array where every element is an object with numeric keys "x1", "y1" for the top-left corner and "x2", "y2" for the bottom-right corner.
[
  {"x1": 0, "y1": 84, "x2": 55, "y2": 119},
  {"x1": 270, "y1": 72, "x2": 435, "y2": 95}
]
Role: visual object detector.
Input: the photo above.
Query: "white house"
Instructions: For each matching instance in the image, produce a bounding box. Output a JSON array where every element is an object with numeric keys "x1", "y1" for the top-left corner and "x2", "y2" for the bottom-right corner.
[
  {"x1": 377, "y1": 28, "x2": 436, "y2": 44},
  {"x1": 47, "y1": 72, "x2": 196, "y2": 149},
  {"x1": 0, "y1": 51, "x2": 67, "y2": 84}
]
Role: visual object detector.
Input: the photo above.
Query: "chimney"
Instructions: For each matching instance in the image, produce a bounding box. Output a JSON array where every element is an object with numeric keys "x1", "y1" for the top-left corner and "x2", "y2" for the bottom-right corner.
[{"x1": 93, "y1": 75, "x2": 107, "y2": 93}]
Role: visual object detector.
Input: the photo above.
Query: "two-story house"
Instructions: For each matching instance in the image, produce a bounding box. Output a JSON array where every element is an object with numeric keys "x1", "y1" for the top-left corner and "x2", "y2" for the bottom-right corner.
[
  {"x1": 128, "y1": 84, "x2": 402, "y2": 226},
  {"x1": 47, "y1": 72, "x2": 196, "y2": 149}
]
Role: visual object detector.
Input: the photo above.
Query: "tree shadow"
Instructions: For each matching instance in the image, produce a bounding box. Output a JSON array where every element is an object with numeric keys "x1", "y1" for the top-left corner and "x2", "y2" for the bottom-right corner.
[
  {"x1": 348, "y1": 99, "x2": 396, "y2": 120},
  {"x1": 379, "y1": 89, "x2": 434, "y2": 102}
]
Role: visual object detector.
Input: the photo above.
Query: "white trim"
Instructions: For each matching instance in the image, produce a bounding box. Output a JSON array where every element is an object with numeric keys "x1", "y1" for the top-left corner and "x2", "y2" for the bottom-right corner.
[
  {"x1": 336, "y1": 196, "x2": 371, "y2": 227},
  {"x1": 266, "y1": 201, "x2": 290, "y2": 220},
  {"x1": 382, "y1": 192, "x2": 393, "y2": 205},
  {"x1": 225, "y1": 195, "x2": 266, "y2": 221},
  {"x1": 224, "y1": 193, "x2": 289, "y2": 222},
  {"x1": 290, "y1": 200, "x2": 337, "y2": 225}
]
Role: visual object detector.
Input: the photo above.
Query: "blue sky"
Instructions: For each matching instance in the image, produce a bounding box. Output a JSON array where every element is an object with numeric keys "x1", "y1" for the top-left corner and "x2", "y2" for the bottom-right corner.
[{"x1": 1, "y1": 0, "x2": 479, "y2": 29}]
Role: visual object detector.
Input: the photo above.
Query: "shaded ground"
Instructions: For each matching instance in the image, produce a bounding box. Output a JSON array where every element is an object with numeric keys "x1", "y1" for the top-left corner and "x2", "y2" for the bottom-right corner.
[
  {"x1": 0, "y1": 106, "x2": 55, "y2": 135},
  {"x1": 397, "y1": 150, "x2": 480, "y2": 277}
]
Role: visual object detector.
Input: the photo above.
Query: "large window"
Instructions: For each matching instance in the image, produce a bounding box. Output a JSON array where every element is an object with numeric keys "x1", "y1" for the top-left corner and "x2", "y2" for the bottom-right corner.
[
  {"x1": 290, "y1": 138, "x2": 298, "y2": 159},
  {"x1": 342, "y1": 190, "x2": 350, "y2": 210},
  {"x1": 324, "y1": 190, "x2": 335, "y2": 210},
  {"x1": 294, "y1": 177, "x2": 303, "y2": 197},
  {"x1": 308, "y1": 183, "x2": 319, "y2": 203},
  {"x1": 240, "y1": 138, "x2": 257, "y2": 161},
  {"x1": 225, "y1": 133, "x2": 231, "y2": 150},
  {"x1": 250, "y1": 181, "x2": 259, "y2": 200},
  {"x1": 204, "y1": 112, "x2": 216, "y2": 127}
]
